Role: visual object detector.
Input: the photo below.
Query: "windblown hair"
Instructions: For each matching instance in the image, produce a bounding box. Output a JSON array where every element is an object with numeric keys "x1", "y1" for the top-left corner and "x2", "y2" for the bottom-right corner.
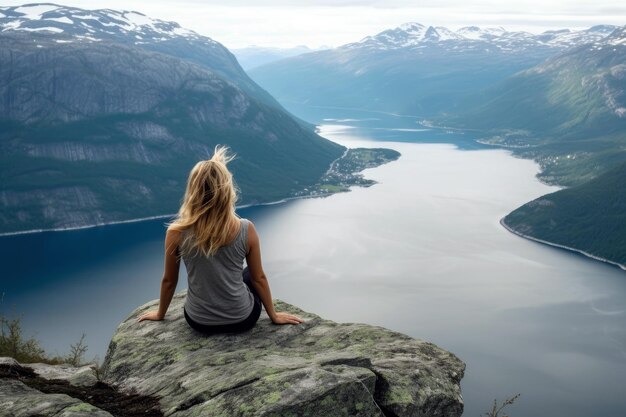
[{"x1": 168, "y1": 145, "x2": 240, "y2": 258}]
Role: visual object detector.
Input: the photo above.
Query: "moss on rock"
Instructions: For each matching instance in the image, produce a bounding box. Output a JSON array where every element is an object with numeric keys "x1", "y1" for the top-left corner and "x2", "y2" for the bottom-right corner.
[{"x1": 101, "y1": 290, "x2": 465, "y2": 417}]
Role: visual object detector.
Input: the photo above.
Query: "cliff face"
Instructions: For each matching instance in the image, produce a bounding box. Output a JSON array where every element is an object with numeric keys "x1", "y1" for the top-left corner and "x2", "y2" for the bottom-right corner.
[
  {"x1": 100, "y1": 291, "x2": 465, "y2": 417},
  {"x1": 0, "y1": 33, "x2": 344, "y2": 234},
  {"x1": 0, "y1": 4, "x2": 284, "y2": 116},
  {"x1": 0, "y1": 7, "x2": 345, "y2": 234}
]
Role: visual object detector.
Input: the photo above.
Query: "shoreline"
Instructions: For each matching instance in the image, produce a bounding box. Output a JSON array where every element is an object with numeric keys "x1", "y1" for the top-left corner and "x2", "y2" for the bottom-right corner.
[
  {"x1": 0, "y1": 191, "x2": 347, "y2": 238},
  {"x1": 322, "y1": 115, "x2": 622, "y2": 273},
  {"x1": 473, "y1": 138, "x2": 566, "y2": 189},
  {"x1": 499, "y1": 217, "x2": 626, "y2": 271},
  {"x1": 1, "y1": 135, "x2": 398, "y2": 239}
]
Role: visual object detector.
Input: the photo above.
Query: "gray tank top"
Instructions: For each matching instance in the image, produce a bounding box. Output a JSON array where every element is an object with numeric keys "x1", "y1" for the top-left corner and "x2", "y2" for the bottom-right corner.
[{"x1": 182, "y1": 218, "x2": 255, "y2": 325}]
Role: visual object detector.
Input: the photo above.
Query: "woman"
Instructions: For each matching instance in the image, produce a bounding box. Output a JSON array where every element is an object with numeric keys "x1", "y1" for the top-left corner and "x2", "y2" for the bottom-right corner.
[{"x1": 137, "y1": 145, "x2": 304, "y2": 332}]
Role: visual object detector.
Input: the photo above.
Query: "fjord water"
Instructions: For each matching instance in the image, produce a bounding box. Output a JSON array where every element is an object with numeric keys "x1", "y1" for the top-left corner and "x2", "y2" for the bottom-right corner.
[{"x1": 1, "y1": 110, "x2": 625, "y2": 417}]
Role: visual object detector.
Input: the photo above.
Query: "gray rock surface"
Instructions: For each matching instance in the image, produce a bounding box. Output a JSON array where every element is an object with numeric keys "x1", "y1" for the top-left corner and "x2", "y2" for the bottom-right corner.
[
  {"x1": 1, "y1": 355, "x2": 162, "y2": 416},
  {"x1": 0, "y1": 357, "x2": 20, "y2": 367},
  {"x1": 0, "y1": 378, "x2": 113, "y2": 417},
  {"x1": 102, "y1": 290, "x2": 465, "y2": 417},
  {"x1": 26, "y1": 362, "x2": 99, "y2": 388}
]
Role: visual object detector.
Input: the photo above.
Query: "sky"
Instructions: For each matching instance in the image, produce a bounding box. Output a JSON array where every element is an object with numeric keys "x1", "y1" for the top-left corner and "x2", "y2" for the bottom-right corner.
[{"x1": 1, "y1": 0, "x2": 625, "y2": 48}]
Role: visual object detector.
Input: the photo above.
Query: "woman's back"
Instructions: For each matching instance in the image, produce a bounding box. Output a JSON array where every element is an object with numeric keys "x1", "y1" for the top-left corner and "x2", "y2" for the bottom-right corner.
[
  {"x1": 137, "y1": 145, "x2": 303, "y2": 329},
  {"x1": 182, "y1": 217, "x2": 255, "y2": 326}
]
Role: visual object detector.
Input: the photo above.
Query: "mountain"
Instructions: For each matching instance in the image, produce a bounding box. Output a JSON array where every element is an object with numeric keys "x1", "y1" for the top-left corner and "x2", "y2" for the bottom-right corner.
[
  {"x1": 232, "y1": 45, "x2": 320, "y2": 70},
  {"x1": 502, "y1": 161, "x2": 626, "y2": 269},
  {"x1": 445, "y1": 25, "x2": 626, "y2": 268},
  {"x1": 249, "y1": 22, "x2": 616, "y2": 119},
  {"x1": 443, "y1": 24, "x2": 626, "y2": 186},
  {"x1": 0, "y1": 3, "x2": 287, "y2": 112},
  {"x1": 0, "y1": 4, "x2": 345, "y2": 234}
]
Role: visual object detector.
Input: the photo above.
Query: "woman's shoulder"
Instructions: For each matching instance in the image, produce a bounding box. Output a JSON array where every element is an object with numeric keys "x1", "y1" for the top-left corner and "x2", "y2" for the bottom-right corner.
[
  {"x1": 238, "y1": 217, "x2": 250, "y2": 237},
  {"x1": 166, "y1": 223, "x2": 184, "y2": 233},
  {"x1": 239, "y1": 217, "x2": 255, "y2": 226},
  {"x1": 240, "y1": 218, "x2": 258, "y2": 236},
  {"x1": 166, "y1": 224, "x2": 186, "y2": 242}
]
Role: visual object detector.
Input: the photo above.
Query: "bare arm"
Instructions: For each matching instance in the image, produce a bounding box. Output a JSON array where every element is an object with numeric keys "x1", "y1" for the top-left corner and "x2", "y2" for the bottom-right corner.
[
  {"x1": 138, "y1": 227, "x2": 181, "y2": 322},
  {"x1": 246, "y1": 221, "x2": 303, "y2": 325}
]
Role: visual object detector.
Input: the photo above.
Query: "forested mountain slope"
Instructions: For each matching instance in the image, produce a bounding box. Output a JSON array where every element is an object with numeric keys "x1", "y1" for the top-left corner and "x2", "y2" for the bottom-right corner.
[{"x1": 0, "y1": 4, "x2": 344, "y2": 233}]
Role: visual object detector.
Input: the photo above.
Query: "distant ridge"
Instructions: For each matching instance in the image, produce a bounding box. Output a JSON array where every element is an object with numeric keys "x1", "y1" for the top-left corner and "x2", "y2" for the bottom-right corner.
[
  {"x1": 249, "y1": 22, "x2": 617, "y2": 119},
  {"x1": 249, "y1": 20, "x2": 626, "y2": 270},
  {"x1": 346, "y1": 22, "x2": 615, "y2": 51}
]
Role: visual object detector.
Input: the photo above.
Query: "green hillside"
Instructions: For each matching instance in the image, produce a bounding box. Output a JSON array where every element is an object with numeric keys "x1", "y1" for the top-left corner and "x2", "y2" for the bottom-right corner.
[
  {"x1": 503, "y1": 161, "x2": 626, "y2": 267},
  {"x1": 0, "y1": 34, "x2": 344, "y2": 234},
  {"x1": 442, "y1": 36, "x2": 626, "y2": 186},
  {"x1": 250, "y1": 47, "x2": 548, "y2": 118},
  {"x1": 442, "y1": 27, "x2": 626, "y2": 267}
]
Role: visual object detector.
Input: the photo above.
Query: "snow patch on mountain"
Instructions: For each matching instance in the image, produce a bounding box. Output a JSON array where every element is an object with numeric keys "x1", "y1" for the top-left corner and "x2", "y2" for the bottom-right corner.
[
  {"x1": 398, "y1": 22, "x2": 423, "y2": 32},
  {"x1": 123, "y1": 10, "x2": 151, "y2": 27},
  {"x1": 457, "y1": 26, "x2": 506, "y2": 40},
  {"x1": 433, "y1": 26, "x2": 465, "y2": 41},
  {"x1": 1, "y1": 20, "x2": 22, "y2": 31},
  {"x1": 45, "y1": 16, "x2": 71, "y2": 24},
  {"x1": 17, "y1": 26, "x2": 63, "y2": 33},
  {"x1": 71, "y1": 14, "x2": 103, "y2": 22},
  {"x1": 13, "y1": 4, "x2": 60, "y2": 19},
  {"x1": 604, "y1": 26, "x2": 626, "y2": 46}
]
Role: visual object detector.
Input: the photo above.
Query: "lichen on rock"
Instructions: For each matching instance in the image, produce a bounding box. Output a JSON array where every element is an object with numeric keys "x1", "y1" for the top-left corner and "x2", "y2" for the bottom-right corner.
[
  {"x1": 101, "y1": 291, "x2": 465, "y2": 417},
  {"x1": 26, "y1": 362, "x2": 99, "y2": 388},
  {"x1": 0, "y1": 376, "x2": 113, "y2": 417}
]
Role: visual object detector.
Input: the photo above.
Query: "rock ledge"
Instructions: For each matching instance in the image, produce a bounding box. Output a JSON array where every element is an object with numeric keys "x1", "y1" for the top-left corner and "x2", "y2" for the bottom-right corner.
[{"x1": 101, "y1": 290, "x2": 465, "y2": 417}]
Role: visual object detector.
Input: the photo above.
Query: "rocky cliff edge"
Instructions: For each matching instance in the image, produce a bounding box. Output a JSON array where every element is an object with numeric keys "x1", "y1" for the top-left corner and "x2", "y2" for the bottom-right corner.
[
  {"x1": 1, "y1": 290, "x2": 465, "y2": 417},
  {"x1": 102, "y1": 291, "x2": 465, "y2": 417}
]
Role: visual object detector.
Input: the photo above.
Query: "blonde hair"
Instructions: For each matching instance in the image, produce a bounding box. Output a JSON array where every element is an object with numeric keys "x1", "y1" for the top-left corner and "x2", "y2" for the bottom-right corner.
[{"x1": 168, "y1": 145, "x2": 239, "y2": 257}]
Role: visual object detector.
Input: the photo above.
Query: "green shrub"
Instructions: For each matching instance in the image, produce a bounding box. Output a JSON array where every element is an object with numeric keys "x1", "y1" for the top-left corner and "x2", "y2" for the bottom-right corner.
[
  {"x1": 0, "y1": 312, "x2": 91, "y2": 366},
  {"x1": 0, "y1": 314, "x2": 49, "y2": 363}
]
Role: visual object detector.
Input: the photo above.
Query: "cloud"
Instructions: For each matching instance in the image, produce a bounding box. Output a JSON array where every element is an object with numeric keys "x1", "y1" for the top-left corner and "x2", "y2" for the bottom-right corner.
[{"x1": 95, "y1": 0, "x2": 626, "y2": 14}]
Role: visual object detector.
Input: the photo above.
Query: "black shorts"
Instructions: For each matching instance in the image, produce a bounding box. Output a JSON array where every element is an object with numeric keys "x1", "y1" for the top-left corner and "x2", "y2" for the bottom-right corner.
[{"x1": 183, "y1": 267, "x2": 262, "y2": 334}]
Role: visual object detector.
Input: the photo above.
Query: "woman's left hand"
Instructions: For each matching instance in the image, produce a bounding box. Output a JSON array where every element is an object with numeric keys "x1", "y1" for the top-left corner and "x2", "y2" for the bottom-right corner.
[{"x1": 137, "y1": 310, "x2": 164, "y2": 322}]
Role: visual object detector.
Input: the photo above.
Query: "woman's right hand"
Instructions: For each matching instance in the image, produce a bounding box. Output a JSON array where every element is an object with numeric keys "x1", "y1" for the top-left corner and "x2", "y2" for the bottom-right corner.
[{"x1": 270, "y1": 311, "x2": 305, "y2": 325}]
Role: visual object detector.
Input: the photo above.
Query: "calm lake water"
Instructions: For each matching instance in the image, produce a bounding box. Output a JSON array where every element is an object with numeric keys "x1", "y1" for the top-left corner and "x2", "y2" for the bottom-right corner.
[{"x1": 1, "y1": 110, "x2": 625, "y2": 417}]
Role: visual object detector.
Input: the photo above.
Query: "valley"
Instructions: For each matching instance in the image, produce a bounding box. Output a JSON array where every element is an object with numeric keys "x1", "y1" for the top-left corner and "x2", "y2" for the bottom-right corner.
[{"x1": 248, "y1": 21, "x2": 626, "y2": 269}]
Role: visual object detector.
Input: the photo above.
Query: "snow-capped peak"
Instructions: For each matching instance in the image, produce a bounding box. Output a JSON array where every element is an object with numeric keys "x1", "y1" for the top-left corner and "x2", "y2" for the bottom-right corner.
[
  {"x1": 536, "y1": 25, "x2": 619, "y2": 47},
  {"x1": 604, "y1": 25, "x2": 626, "y2": 46},
  {"x1": 398, "y1": 22, "x2": 426, "y2": 32},
  {"x1": 433, "y1": 26, "x2": 465, "y2": 41},
  {"x1": 345, "y1": 21, "x2": 620, "y2": 53},
  {"x1": 0, "y1": 3, "x2": 209, "y2": 44},
  {"x1": 456, "y1": 26, "x2": 506, "y2": 40},
  {"x1": 588, "y1": 25, "x2": 619, "y2": 35},
  {"x1": 350, "y1": 22, "x2": 466, "y2": 49}
]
